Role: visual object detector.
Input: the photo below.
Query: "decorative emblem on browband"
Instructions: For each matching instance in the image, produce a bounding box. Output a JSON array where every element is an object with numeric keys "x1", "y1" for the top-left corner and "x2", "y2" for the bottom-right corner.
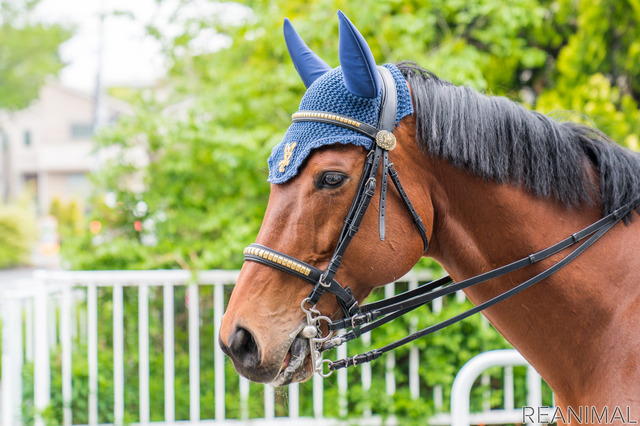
[{"x1": 279, "y1": 142, "x2": 297, "y2": 172}]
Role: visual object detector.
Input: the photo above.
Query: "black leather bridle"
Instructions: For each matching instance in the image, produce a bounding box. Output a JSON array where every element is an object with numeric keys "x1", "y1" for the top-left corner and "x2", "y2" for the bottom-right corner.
[{"x1": 244, "y1": 67, "x2": 639, "y2": 375}]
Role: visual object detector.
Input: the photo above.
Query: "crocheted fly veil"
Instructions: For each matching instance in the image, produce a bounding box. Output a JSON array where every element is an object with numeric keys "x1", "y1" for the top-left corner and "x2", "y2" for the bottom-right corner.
[{"x1": 267, "y1": 11, "x2": 413, "y2": 184}]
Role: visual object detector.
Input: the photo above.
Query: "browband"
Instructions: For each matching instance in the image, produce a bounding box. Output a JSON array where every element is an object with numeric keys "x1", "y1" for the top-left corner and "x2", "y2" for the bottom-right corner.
[{"x1": 291, "y1": 67, "x2": 399, "y2": 148}]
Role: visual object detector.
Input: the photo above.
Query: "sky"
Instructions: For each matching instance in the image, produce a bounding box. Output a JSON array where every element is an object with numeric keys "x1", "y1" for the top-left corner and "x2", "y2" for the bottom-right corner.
[{"x1": 34, "y1": 0, "x2": 243, "y2": 93}]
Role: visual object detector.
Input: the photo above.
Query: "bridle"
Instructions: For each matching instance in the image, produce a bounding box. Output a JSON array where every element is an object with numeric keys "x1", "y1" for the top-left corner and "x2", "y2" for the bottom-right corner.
[{"x1": 243, "y1": 66, "x2": 639, "y2": 377}]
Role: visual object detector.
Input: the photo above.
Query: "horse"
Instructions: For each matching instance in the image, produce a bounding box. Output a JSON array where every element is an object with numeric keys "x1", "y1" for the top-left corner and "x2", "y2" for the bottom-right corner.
[{"x1": 219, "y1": 11, "x2": 640, "y2": 416}]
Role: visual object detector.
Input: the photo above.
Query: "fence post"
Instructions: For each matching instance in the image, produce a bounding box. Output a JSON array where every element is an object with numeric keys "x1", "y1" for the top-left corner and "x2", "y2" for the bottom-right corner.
[
  {"x1": 264, "y1": 385, "x2": 274, "y2": 419},
  {"x1": 213, "y1": 282, "x2": 225, "y2": 420},
  {"x1": 33, "y1": 277, "x2": 51, "y2": 426},
  {"x1": 313, "y1": 368, "x2": 323, "y2": 418},
  {"x1": 163, "y1": 283, "x2": 175, "y2": 422},
  {"x1": 526, "y1": 365, "x2": 542, "y2": 426},
  {"x1": 87, "y1": 282, "x2": 98, "y2": 425},
  {"x1": 384, "y1": 283, "x2": 396, "y2": 396},
  {"x1": 408, "y1": 278, "x2": 420, "y2": 400},
  {"x1": 361, "y1": 331, "x2": 372, "y2": 417},
  {"x1": 2, "y1": 298, "x2": 23, "y2": 425},
  {"x1": 113, "y1": 284, "x2": 124, "y2": 426},
  {"x1": 138, "y1": 283, "x2": 150, "y2": 424},
  {"x1": 188, "y1": 282, "x2": 201, "y2": 421},
  {"x1": 25, "y1": 299, "x2": 34, "y2": 362},
  {"x1": 288, "y1": 382, "x2": 299, "y2": 419},
  {"x1": 61, "y1": 285, "x2": 73, "y2": 426},
  {"x1": 337, "y1": 342, "x2": 348, "y2": 417}
]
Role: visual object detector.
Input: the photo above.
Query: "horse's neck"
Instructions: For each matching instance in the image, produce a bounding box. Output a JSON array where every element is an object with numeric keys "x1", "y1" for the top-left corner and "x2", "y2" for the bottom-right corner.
[{"x1": 424, "y1": 159, "x2": 640, "y2": 407}]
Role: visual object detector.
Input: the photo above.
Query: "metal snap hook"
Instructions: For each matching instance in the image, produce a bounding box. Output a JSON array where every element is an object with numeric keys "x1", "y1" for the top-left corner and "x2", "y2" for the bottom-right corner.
[
  {"x1": 310, "y1": 314, "x2": 334, "y2": 341},
  {"x1": 312, "y1": 315, "x2": 333, "y2": 326},
  {"x1": 311, "y1": 332, "x2": 334, "y2": 344},
  {"x1": 317, "y1": 359, "x2": 335, "y2": 378},
  {"x1": 300, "y1": 297, "x2": 314, "y2": 313}
]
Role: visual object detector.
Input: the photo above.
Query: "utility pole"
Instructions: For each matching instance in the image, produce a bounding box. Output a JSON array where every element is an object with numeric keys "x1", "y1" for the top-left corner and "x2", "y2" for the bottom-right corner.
[
  {"x1": 93, "y1": 0, "x2": 110, "y2": 175},
  {"x1": 93, "y1": 0, "x2": 109, "y2": 132}
]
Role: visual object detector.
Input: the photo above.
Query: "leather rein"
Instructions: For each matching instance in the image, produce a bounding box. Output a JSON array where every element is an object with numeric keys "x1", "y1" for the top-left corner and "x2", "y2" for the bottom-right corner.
[{"x1": 243, "y1": 67, "x2": 638, "y2": 376}]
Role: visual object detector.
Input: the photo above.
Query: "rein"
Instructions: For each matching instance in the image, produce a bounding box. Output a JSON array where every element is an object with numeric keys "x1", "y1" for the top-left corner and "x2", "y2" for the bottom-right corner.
[{"x1": 243, "y1": 67, "x2": 639, "y2": 377}]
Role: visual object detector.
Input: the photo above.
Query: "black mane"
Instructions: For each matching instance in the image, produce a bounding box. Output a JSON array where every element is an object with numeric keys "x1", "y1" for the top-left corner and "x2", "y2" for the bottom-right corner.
[{"x1": 397, "y1": 62, "x2": 640, "y2": 218}]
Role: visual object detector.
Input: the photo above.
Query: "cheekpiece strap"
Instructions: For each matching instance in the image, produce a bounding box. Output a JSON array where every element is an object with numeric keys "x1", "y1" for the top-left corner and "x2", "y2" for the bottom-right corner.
[{"x1": 376, "y1": 66, "x2": 397, "y2": 132}]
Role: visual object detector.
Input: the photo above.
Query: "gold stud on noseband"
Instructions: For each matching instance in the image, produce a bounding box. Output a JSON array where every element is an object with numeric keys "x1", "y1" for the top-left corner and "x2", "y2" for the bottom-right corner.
[{"x1": 375, "y1": 130, "x2": 396, "y2": 151}]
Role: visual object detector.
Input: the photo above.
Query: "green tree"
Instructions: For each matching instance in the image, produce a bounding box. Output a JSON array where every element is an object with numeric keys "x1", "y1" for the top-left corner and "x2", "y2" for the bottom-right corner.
[
  {"x1": 534, "y1": 0, "x2": 640, "y2": 149},
  {"x1": 0, "y1": 0, "x2": 72, "y2": 110}
]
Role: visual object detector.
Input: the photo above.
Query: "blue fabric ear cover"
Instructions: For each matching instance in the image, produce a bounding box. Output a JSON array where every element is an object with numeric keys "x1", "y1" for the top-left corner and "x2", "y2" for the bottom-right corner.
[
  {"x1": 337, "y1": 10, "x2": 381, "y2": 98},
  {"x1": 269, "y1": 13, "x2": 413, "y2": 184},
  {"x1": 283, "y1": 18, "x2": 331, "y2": 88},
  {"x1": 268, "y1": 64, "x2": 413, "y2": 184}
]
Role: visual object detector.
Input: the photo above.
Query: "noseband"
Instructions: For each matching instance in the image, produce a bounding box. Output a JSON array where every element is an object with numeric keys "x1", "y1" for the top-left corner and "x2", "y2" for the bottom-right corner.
[{"x1": 244, "y1": 67, "x2": 639, "y2": 377}]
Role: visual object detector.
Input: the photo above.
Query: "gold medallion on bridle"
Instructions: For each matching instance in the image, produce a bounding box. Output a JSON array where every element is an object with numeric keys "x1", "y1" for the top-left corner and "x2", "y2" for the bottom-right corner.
[{"x1": 375, "y1": 130, "x2": 396, "y2": 151}]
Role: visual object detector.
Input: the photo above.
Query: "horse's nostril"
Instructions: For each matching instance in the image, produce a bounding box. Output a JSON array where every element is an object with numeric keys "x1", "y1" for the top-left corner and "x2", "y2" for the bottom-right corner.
[{"x1": 228, "y1": 326, "x2": 261, "y2": 368}]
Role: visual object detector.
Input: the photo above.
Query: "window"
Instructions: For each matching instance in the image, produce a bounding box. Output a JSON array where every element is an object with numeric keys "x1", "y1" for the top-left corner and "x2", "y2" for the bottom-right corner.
[
  {"x1": 70, "y1": 123, "x2": 94, "y2": 139},
  {"x1": 67, "y1": 173, "x2": 90, "y2": 197},
  {"x1": 24, "y1": 130, "x2": 31, "y2": 147}
]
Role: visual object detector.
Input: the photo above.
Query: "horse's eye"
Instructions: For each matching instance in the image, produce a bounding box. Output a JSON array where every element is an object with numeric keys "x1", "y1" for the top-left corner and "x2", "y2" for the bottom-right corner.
[{"x1": 317, "y1": 172, "x2": 347, "y2": 189}]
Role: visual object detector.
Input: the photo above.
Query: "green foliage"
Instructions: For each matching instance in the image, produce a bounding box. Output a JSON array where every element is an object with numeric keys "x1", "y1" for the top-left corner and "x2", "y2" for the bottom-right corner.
[
  {"x1": 534, "y1": 0, "x2": 640, "y2": 150},
  {"x1": 49, "y1": 198, "x2": 83, "y2": 239},
  {"x1": 0, "y1": 194, "x2": 37, "y2": 268},
  {"x1": 0, "y1": 0, "x2": 73, "y2": 110}
]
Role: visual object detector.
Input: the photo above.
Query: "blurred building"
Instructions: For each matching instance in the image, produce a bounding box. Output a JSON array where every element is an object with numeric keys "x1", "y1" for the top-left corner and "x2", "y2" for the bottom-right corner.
[{"x1": 0, "y1": 81, "x2": 130, "y2": 213}]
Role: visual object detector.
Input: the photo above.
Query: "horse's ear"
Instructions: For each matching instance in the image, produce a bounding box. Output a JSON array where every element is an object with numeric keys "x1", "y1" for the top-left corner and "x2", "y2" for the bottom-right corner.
[
  {"x1": 283, "y1": 18, "x2": 332, "y2": 88},
  {"x1": 337, "y1": 10, "x2": 381, "y2": 98}
]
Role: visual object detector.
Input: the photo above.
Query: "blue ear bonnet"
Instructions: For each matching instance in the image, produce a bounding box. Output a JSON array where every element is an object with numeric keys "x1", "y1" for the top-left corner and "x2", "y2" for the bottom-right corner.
[
  {"x1": 267, "y1": 11, "x2": 413, "y2": 184},
  {"x1": 268, "y1": 64, "x2": 413, "y2": 184}
]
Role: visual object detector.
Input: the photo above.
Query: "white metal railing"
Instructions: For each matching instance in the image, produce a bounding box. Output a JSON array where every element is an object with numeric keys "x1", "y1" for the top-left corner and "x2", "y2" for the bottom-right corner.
[
  {"x1": 0, "y1": 269, "x2": 550, "y2": 425},
  {"x1": 429, "y1": 349, "x2": 548, "y2": 426}
]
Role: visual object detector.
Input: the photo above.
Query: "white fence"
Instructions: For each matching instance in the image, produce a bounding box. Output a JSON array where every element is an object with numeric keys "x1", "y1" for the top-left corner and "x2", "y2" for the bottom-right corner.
[{"x1": 0, "y1": 269, "x2": 550, "y2": 425}]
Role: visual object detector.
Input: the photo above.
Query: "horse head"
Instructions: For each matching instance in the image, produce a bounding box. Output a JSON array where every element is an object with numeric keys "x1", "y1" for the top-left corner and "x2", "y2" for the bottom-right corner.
[{"x1": 219, "y1": 11, "x2": 431, "y2": 385}]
